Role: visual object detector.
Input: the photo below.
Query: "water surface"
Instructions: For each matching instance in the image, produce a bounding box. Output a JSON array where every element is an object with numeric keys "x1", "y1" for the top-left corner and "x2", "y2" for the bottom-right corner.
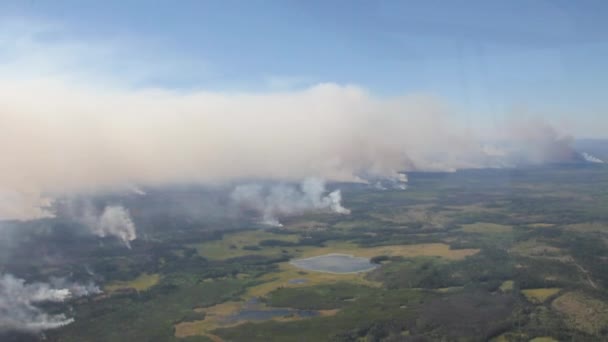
[{"x1": 290, "y1": 253, "x2": 377, "y2": 273}]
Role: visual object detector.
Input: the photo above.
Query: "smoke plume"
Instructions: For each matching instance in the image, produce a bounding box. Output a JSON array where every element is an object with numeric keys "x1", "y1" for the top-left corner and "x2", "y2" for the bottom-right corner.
[
  {"x1": 582, "y1": 152, "x2": 604, "y2": 164},
  {"x1": 495, "y1": 119, "x2": 581, "y2": 165},
  {"x1": 76, "y1": 205, "x2": 137, "y2": 248},
  {"x1": 1, "y1": 79, "x2": 585, "y2": 222},
  {"x1": 231, "y1": 178, "x2": 350, "y2": 226},
  {"x1": 90, "y1": 206, "x2": 137, "y2": 248},
  {"x1": 54, "y1": 199, "x2": 137, "y2": 247},
  {"x1": 0, "y1": 274, "x2": 100, "y2": 332}
]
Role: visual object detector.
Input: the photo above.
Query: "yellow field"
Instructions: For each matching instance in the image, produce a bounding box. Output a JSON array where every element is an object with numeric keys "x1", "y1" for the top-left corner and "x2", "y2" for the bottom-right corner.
[
  {"x1": 190, "y1": 230, "x2": 299, "y2": 260},
  {"x1": 174, "y1": 239, "x2": 478, "y2": 339},
  {"x1": 565, "y1": 222, "x2": 608, "y2": 233},
  {"x1": 499, "y1": 280, "x2": 514, "y2": 292},
  {"x1": 299, "y1": 242, "x2": 478, "y2": 260},
  {"x1": 552, "y1": 291, "x2": 608, "y2": 334},
  {"x1": 521, "y1": 288, "x2": 561, "y2": 304},
  {"x1": 461, "y1": 222, "x2": 512, "y2": 234},
  {"x1": 510, "y1": 239, "x2": 567, "y2": 260},
  {"x1": 434, "y1": 287, "x2": 464, "y2": 293},
  {"x1": 192, "y1": 226, "x2": 479, "y2": 263},
  {"x1": 528, "y1": 223, "x2": 555, "y2": 228},
  {"x1": 104, "y1": 273, "x2": 160, "y2": 292},
  {"x1": 196, "y1": 237, "x2": 479, "y2": 301},
  {"x1": 174, "y1": 301, "x2": 242, "y2": 338},
  {"x1": 174, "y1": 293, "x2": 338, "y2": 339},
  {"x1": 529, "y1": 337, "x2": 559, "y2": 342},
  {"x1": 248, "y1": 261, "x2": 380, "y2": 297},
  {"x1": 491, "y1": 332, "x2": 528, "y2": 342}
]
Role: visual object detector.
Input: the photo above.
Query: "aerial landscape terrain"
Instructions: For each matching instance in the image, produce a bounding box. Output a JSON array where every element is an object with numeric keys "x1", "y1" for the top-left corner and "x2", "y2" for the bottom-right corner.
[
  {"x1": 1, "y1": 1, "x2": 608, "y2": 342},
  {"x1": 3, "y1": 161, "x2": 608, "y2": 341}
]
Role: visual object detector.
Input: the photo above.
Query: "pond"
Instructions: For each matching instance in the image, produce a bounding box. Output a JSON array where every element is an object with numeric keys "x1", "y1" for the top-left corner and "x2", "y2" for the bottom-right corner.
[
  {"x1": 289, "y1": 253, "x2": 378, "y2": 274},
  {"x1": 223, "y1": 297, "x2": 319, "y2": 323}
]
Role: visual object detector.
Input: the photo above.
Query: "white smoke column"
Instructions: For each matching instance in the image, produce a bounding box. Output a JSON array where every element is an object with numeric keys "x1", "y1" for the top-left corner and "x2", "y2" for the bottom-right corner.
[
  {"x1": 370, "y1": 172, "x2": 409, "y2": 190},
  {"x1": 91, "y1": 206, "x2": 137, "y2": 248},
  {"x1": 582, "y1": 152, "x2": 604, "y2": 164},
  {"x1": 231, "y1": 178, "x2": 350, "y2": 226},
  {"x1": 0, "y1": 274, "x2": 100, "y2": 332}
]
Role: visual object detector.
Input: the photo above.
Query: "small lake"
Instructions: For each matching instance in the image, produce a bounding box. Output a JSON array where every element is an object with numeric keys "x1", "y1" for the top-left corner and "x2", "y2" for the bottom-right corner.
[
  {"x1": 224, "y1": 297, "x2": 319, "y2": 323},
  {"x1": 290, "y1": 253, "x2": 378, "y2": 274}
]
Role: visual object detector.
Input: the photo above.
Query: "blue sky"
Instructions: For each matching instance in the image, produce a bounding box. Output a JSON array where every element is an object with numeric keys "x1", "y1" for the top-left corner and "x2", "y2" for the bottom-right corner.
[{"x1": 1, "y1": 0, "x2": 607, "y2": 135}]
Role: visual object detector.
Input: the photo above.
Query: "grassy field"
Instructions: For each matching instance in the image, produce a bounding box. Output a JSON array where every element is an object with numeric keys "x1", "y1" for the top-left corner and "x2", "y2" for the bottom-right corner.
[
  {"x1": 104, "y1": 273, "x2": 161, "y2": 292},
  {"x1": 174, "y1": 301, "x2": 242, "y2": 338},
  {"x1": 521, "y1": 288, "x2": 562, "y2": 304},
  {"x1": 552, "y1": 291, "x2": 608, "y2": 334},
  {"x1": 461, "y1": 222, "x2": 513, "y2": 234},
  {"x1": 299, "y1": 241, "x2": 479, "y2": 260},
  {"x1": 510, "y1": 239, "x2": 568, "y2": 260},
  {"x1": 171, "y1": 240, "x2": 478, "y2": 339},
  {"x1": 529, "y1": 337, "x2": 559, "y2": 342},
  {"x1": 190, "y1": 230, "x2": 299, "y2": 260},
  {"x1": 499, "y1": 280, "x2": 514, "y2": 292}
]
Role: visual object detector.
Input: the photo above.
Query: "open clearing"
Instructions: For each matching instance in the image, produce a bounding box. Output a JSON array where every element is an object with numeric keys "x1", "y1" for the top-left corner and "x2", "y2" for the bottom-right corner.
[
  {"x1": 190, "y1": 230, "x2": 299, "y2": 260},
  {"x1": 552, "y1": 291, "x2": 608, "y2": 334},
  {"x1": 510, "y1": 239, "x2": 567, "y2": 260},
  {"x1": 370, "y1": 204, "x2": 451, "y2": 227},
  {"x1": 104, "y1": 273, "x2": 160, "y2": 292},
  {"x1": 174, "y1": 296, "x2": 337, "y2": 339},
  {"x1": 521, "y1": 288, "x2": 561, "y2": 304},
  {"x1": 192, "y1": 228, "x2": 479, "y2": 262},
  {"x1": 461, "y1": 222, "x2": 512, "y2": 234},
  {"x1": 565, "y1": 222, "x2": 608, "y2": 233},
  {"x1": 247, "y1": 262, "x2": 380, "y2": 298},
  {"x1": 300, "y1": 242, "x2": 478, "y2": 260},
  {"x1": 174, "y1": 301, "x2": 245, "y2": 339},
  {"x1": 173, "y1": 242, "x2": 478, "y2": 338},
  {"x1": 528, "y1": 223, "x2": 556, "y2": 228},
  {"x1": 499, "y1": 280, "x2": 514, "y2": 292}
]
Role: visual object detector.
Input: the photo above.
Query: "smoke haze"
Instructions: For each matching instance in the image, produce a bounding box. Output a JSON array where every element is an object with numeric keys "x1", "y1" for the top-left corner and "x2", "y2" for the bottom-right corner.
[
  {"x1": 0, "y1": 79, "x2": 582, "y2": 221},
  {"x1": 231, "y1": 178, "x2": 349, "y2": 226},
  {"x1": 86, "y1": 206, "x2": 137, "y2": 248},
  {"x1": 56, "y1": 200, "x2": 137, "y2": 247},
  {"x1": 0, "y1": 274, "x2": 100, "y2": 332}
]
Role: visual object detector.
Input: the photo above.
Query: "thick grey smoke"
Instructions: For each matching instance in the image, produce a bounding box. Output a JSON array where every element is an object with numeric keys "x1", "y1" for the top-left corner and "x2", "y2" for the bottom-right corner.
[
  {"x1": 494, "y1": 119, "x2": 581, "y2": 165},
  {"x1": 368, "y1": 173, "x2": 409, "y2": 191},
  {"x1": 79, "y1": 205, "x2": 137, "y2": 248},
  {"x1": 55, "y1": 199, "x2": 138, "y2": 247},
  {"x1": 0, "y1": 274, "x2": 100, "y2": 332},
  {"x1": 0, "y1": 80, "x2": 584, "y2": 221},
  {"x1": 231, "y1": 178, "x2": 350, "y2": 226},
  {"x1": 90, "y1": 206, "x2": 137, "y2": 248},
  {"x1": 0, "y1": 18, "x2": 595, "y2": 221},
  {"x1": 0, "y1": 71, "x2": 586, "y2": 221}
]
